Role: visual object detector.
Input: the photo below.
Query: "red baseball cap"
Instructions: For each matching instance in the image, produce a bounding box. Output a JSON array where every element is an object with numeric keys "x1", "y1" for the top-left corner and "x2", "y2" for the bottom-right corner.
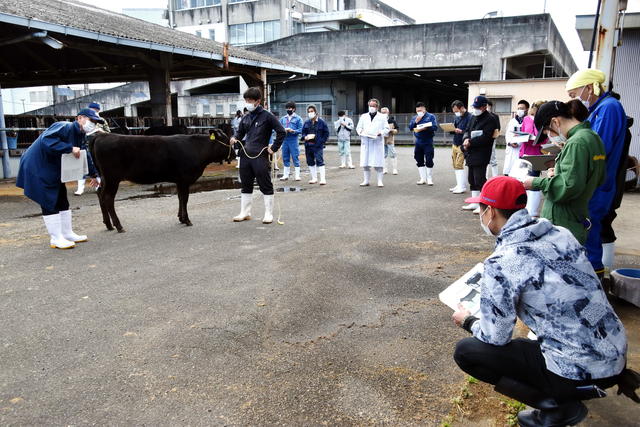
[{"x1": 464, "y1": 176, "x2": 527, "y2": 210}]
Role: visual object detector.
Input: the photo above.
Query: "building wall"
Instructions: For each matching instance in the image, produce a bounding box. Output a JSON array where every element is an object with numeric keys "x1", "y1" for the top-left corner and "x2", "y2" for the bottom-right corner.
[
  {"x1": 467, "y1": 78, "x2": 570, "y2": 134},
  {"x1": 613, "y1": 29, "x2": 640, "y2": 161}
]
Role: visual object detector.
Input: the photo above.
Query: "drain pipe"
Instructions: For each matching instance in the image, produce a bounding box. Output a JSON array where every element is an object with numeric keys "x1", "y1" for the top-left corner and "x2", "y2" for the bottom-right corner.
[{"x1": 0, "y1": 85, "x2": 11, "y2": 178}]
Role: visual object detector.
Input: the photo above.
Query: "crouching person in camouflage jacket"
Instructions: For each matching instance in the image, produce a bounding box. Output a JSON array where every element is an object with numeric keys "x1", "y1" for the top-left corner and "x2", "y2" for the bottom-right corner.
[{"x1": 451, "y1": 176, "x2": 638, "y2": 427}]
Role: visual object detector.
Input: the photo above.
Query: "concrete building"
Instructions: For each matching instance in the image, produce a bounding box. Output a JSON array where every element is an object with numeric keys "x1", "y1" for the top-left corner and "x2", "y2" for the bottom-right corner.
[
  {"x1": 252, "y1": 14, "x2": 577, "y2": 119},
  {"x1": 576, "y1": 12, "x2": 640, "y2": 161},
  {"x1": 168, "y1": 0, "x2": 414, "y2": 45}
]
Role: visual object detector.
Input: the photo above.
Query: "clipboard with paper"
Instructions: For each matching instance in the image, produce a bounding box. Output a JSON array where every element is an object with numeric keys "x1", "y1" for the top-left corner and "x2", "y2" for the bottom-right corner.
[
  {"x1": 61, "y1": 150, "x2": 89, "y2": 182},
  {"x1": 439, "y1": 263, "x2": 484, "y2": 318}
]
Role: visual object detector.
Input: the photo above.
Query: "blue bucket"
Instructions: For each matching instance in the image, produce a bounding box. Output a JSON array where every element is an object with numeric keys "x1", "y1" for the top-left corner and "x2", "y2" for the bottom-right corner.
[
  {"x1": 614, "y1": 268, "x2": 640, "y2": 279},
  {"x1": 7, "y1": 136, "x2": 17, "y2": 150}
]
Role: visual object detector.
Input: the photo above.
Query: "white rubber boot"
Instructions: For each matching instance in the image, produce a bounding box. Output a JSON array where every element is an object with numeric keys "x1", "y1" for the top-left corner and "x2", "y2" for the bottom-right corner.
[
  {"x1": 383, "y1": 158, "x2": 388, "y2": 174},
  {"x1": 280, "y1": 166, "x2": 291, "y2": 181},
  {"x1": 74, "y1": 179, "x2": 85, "y2": 196},
  {"x1": 452, "y1": 169, "x2": 467, "y2": 194},
  {"x1": 492, "y1": 165, "x2": 499, "y2": 178},
  {"x1": 426, "y1": 168, "x2": 434, "y2": 186},
  {"x1": 347, "y1": 154, "x2": 355, "y2": 169},
  {"x1": 262, "y1": 194, "x2": 274, "y2": 224},
  {"x1": 602, "y1": 242, "x2": 615, "y2": 271},
  {"x1": 462, "y1": 191, "x2": 480, "y2": 211},
  {"x1": 59, "y1": 210, "x2": 87, "y2": 243},
  {"x1": 417, "y1": 167, "x2": 427, "y2": 185},
  {"x1": 308, "y1": 166, "x2": 318, "y2": 184},
  {"x1": 280, "y1": 166, "x2": 290, "y2": 181},
  {"x1": 340, "y1": 155, "x2": 346, "y2": 168},
  {"x1": 525, "y1": 190, "x2": 542, "y2": 217},
  {"x1": 236, "y1": 156, "x2": 240, "y2": 169},
  {"x1": 360, "y1": 169, "x2": 371, "y2": 186},
  {"x1": 318, "y1": 166, "x2": 327, "y2": 185},
  {"x1": 294, "y1": 166, "x2": 301, "y2": 181},
  {"x1": 377, "y1": 170, "x2": 384, "y2": 187},
  {"x1": 391, "y1": 158, "x2": 398, "y2": 175},
  {"x1": 233, "y1": 193, "x2": 252, "y2": 222},
  {"x1": 43, "y1": 214, "x2": 75, "y2": 249}
]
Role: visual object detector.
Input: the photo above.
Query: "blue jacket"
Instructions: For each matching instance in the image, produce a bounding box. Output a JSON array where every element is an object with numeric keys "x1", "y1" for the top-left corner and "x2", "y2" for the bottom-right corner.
[
  {"x1": 409, "y1": 112, "x2": 438, "y2": 144},
  {"x1": 453, "y1": 112, "x2": 471, "y2": 146},
  {"x1": 301, "y1": 118, "x2": 330, "y2": 146},
  {"x1": 587, "y1": 92, "x2": 627, "y2": 218},
  {"x1": 280, "y1": 113, "x2": 303, "y2": 144},
  {"x1": 16, "y1": 121, "x2": 94, "y2": 211}
]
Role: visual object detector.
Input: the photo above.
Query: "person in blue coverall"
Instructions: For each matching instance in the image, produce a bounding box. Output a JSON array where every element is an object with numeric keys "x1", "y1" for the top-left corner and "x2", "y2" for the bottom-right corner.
[
  {"x1": 279, "y1": 101, "x2": 303, "y2": 181},
  {"x1": 16, "y1": 108, "x2": 103, "y2": 249},
  {"x1": 301, "y1": 105, "x2": 330, "y2": 185},
  {"x1": 566, "y1": 69, "x2": 627, "y2": 280},
  {"x1": 409, "y1": 102, "x2": 438, "y2": 185}
]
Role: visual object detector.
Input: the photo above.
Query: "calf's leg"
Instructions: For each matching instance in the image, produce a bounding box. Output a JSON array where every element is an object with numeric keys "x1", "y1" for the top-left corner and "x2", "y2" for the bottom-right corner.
[
  {"x1": 97, "y1": 186, "x2": 114, "y2": 230},
  {"x1": 104, "y1": 181, "x2": 125, "y2": 232},
  {"x1": 177, "y1": 184, "x2": 192, "y2": 226}
]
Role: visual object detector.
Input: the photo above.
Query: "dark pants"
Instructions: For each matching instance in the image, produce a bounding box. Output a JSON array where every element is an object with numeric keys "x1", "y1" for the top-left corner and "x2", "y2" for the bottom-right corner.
[
  {"x1": 414, "y1": 142, "x2": 434, "y2": 167},
  {"x1": 601, "y1": 209, "x2": 617, "y2": 243},
  {"x1": 305, "y1": 143, "x2": 324, "y2": 167},
  {"x1": 454, "y1": 337, "x2": 618, "y2": 404},
  {"x1": 41, "y1": 183, "x2": 70, "y2": 215},
  {"x1": 468, "y1": 164, "x2": 488, "y2": 191},
  {"x1": 239, "y1": 154, "x2": 273, "y2": 195}
]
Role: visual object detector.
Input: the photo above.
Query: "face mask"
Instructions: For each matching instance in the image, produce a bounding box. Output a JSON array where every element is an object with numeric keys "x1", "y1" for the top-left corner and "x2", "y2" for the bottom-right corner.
[
  {"x1": 472, "y1": 108, "x2": 482, "y2": 116},
  {"x1": 576, "y1": 86, "x2": 591, "y2": 109},
  {"x1": 454, "y1": 112, "x2": 461, "y2": 117},
  {"x1": 416, "y1": 111, "x2": 425, "y2": 117},
  {"x1": 479, "y1": 207, "x2": 494, "y2": 236},
  {"x1": 516, "y1": 109, "x2": 526, "y2": 118},
  {"x1": 83, "y1": 120, "x2": 96, "y2": 133},
  {"x1": 369, "y1": 107, "x2": 377, "y2": 114},
  {"x1": 245, "y1": 102, "x2": 257, "y2": 112},
  {"x1": 286, "y1": 109, "x2": 294, "y2": 115},
  {"x1": 548, "y1": 120, "x2": 567, "y2": 144},
  {"x1": 308, "y1": 112, "x2": 316, "y2": 119}
]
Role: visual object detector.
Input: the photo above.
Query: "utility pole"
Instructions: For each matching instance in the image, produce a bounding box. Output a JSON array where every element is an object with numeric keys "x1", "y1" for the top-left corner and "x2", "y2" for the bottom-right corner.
[{"x1": 594, "y1": 0, "x2": 627, "y2": 87}]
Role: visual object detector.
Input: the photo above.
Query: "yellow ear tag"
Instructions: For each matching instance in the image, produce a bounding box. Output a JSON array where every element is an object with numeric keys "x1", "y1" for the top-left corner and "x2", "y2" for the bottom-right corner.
[{"x1": 210, "y1": 133, "x2": 216, "y2": 140}]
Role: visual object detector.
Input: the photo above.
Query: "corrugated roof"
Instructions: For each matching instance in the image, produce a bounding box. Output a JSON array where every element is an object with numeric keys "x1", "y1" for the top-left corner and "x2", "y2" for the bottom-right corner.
[{"x1": 0, "y1": 0, "x2": 315, "y2": 74}]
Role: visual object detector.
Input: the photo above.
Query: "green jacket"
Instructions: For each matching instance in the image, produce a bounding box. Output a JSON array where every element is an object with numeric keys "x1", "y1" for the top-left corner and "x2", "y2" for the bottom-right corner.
[{"x1": 532, "y1": 121, "x2": 606, "y2": 244}]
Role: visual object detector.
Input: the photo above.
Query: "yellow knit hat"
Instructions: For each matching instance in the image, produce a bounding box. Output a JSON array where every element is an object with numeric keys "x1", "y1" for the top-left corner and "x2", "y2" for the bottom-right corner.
[{"x1": 566, "y1": 69, "x2": 606, "y2": 96}]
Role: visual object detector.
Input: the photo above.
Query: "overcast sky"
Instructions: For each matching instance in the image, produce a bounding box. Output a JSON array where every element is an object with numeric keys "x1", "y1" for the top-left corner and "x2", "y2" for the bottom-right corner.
[{"x1": 85, "y1": 0, "x2": 640, "y2": 69}]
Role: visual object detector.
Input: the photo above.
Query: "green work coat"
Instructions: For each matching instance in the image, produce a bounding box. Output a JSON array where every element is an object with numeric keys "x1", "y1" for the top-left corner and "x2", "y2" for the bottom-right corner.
[{"x1": 532, "y1": 121, "x2": 606, "y2": 244}]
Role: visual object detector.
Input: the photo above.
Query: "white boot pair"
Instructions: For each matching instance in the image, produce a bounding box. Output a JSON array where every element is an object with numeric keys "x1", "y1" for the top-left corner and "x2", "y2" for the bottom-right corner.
[
  {"x1": 280, "y1": 166, "x2": 300, "y2": 181},
  {"x1": 449, "y1": 169, "x2": 467, "y2": 194},
  {"x1": 462, "y1": 191, "x2": 480, "y2": 213},
  {"x1": 309, "y1": 166, "x2": 326, "y2": 185},
  {"x1": 43, "y1": 210, "x2": 87, "y2": 249},
  {"x1": 233, "y1": 193, "x2": 274, "y2": 224},
  {"x1": 416, "y1": 167, "x2": 433, "y2": 185}
]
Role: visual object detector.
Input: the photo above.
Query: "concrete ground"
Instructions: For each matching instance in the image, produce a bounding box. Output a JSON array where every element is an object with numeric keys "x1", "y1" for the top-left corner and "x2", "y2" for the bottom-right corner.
[{"x1": 0, "y1": 146, "x2": 638, "y2": 426}]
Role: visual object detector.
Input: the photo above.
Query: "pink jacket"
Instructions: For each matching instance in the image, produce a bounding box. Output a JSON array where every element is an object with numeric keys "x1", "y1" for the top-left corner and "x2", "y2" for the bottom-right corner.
[{"x1": 519, "y1": 115, "x2": 543, "y2": 157}]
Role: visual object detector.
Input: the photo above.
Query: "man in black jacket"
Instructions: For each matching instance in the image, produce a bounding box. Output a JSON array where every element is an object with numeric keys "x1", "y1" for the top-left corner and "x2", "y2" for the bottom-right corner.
[
  {"x1": 230, "y1": 87, "x2": 286, "y2": 224},
  {"x1": 461, "y1": 96, "x2": 498, "y2": 214}
]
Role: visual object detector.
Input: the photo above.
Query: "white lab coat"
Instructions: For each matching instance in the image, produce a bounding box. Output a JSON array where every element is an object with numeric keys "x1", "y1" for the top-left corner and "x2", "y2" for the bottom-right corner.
[
  {"x1": 504, "y1": 116, "x2": 523, "y2": 175},
  {"x1": 356, "y1": 112, "x2": 390, "y2": 168}
]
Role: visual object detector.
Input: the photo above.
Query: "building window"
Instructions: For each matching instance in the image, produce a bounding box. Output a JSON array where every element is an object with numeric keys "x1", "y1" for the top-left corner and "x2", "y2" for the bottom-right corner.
[
  {"x1": 208, "y1": 29, "x2": 216, "y2": 40},
  {"x1": 195, "y1": 30, "x2": 202, "y2": 38},
  {"x1": 488, "y1": 98, "x2": 512, "y2": 114},
  {"x1": 229, "y1": 104, "x2": 237, "y2": 114},
  {"x1": 229, "y1": 20, "x2": 280, "y2": 45},
  {"x1": 203, "y1": 104, "x2": 210, "y2": 115},
  {"x1": 175, "y1": 0, "x2": 220, "y2": 10},
  {"x1": 216, "y1": 105, "x2": 224, "y2": 116}
]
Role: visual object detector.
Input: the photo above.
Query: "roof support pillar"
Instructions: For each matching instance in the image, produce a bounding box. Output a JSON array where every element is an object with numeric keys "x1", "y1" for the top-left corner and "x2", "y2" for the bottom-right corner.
[
  {"x1": 0, "y1": 84, "x2": 12, "y2": 178},
  {"x1": 148, "y1": 54, "x2": 172, "y2": 126}
]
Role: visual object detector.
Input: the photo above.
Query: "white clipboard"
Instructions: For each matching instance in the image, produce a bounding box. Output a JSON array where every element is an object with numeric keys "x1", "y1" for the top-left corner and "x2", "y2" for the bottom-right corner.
[
  {"x1": 439, "y1": 263, "x2": 484, "y2": 318},
  {"x1": 61, "y1": 150, "x2": 89, "y2": 182}
]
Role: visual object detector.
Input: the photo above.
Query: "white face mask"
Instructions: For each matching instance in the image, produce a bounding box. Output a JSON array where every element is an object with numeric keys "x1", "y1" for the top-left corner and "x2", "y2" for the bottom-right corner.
[
  {"x1": 576, "y1": 86, "x2": 591, "y2": 109},
  {"x1": 245, "y1": 102, "x2": 257, "y2": 112},
  {"x1": 516, "y1": 109, "x2": 526, "y2": 118},
  {"x1": 548, "y1": 120, "x2": 567, "y2": 144},
  {"x1": 472, "y1": 108, "x2": 483, "y2": 116},
  {"x1": 416, "y1": 111, "x2": 425, "y2": 118},
  {"x1": 479, "y1": 207, "x2": 494, "y2": 236},
  {"x1": 83, "y1": 120, "x2": 96, "y2": 133},
  {"x1": 454, "y1": 111, "x2": 461, "y2": 117},
  {"x1": 308, "y1": 112, "x2": 316, "y2": 119},
  {"x1": 369, "y1": 106, "x2": 377, "y2": 114}
]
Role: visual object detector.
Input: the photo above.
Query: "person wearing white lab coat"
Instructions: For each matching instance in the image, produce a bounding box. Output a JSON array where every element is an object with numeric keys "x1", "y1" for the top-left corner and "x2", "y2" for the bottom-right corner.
[
  {"x1": 503, "y1": 100, "x2": 529, "y2": 175},
  {"x1": 356, "y1": 99, "x2": 390, "y2": 187}
]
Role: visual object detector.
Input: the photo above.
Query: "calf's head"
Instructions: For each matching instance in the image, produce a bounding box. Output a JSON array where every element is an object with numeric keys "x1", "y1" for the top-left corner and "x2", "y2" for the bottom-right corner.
[{"x1": 209, "y1": 128, "x2": 236, "y2": 164}]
